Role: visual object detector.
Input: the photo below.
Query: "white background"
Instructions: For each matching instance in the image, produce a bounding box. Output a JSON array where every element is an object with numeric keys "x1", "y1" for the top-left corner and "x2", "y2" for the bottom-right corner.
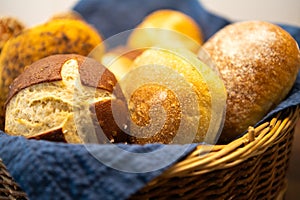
[
  {"x1": 0, "y1": 0, "x2": 300, "y2": 27},
  {"x1": 201, "y1": 0, "x2": 300, "y2": 26}
]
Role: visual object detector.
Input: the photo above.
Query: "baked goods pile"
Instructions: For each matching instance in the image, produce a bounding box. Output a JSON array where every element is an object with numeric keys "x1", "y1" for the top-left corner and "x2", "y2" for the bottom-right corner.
[
  {"x1": 4, "y1": 54, "x2": 128, "y2": 143},
  {"x1": 0, "y1": 12, "x2": 103, "y2": 130},
  {"x1": 1, "y1": 9, "x2": 299, "y2": 145}
]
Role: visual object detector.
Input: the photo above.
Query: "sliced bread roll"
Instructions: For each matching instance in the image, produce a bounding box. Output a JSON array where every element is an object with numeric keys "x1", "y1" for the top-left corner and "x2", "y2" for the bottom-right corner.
[
  {"x1": 5, "y1": 54, "x2": 128, "y2": 144},
  {"x1": 0, "y1": 18, "x2": 104, "y2": 129}
]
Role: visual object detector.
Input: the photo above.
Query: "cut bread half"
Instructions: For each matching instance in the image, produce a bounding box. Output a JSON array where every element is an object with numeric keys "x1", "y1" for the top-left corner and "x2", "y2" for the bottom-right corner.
[{"x1": 5, "y1": 54, "x2": 128, "y2": 144}]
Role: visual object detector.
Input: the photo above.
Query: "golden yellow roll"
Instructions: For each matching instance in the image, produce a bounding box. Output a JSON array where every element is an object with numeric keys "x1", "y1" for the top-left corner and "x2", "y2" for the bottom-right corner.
[
  {"x1": 127, "y1": 9, "x2": 203, "y2": 53},
  {"x1": 0, "y1": 16, "x2": 25, "y2": 53},
  {"x1": 121, "y1": 48, "x2": 226, "y2": 144}
]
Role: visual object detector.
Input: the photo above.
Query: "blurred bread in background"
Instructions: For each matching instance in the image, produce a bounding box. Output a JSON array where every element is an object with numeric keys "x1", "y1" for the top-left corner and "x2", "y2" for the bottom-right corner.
[
  {"x1": 0, "y1": 16, "x2": 25, "y2": 53},
  {"x1": 127, "y1": 9, "x2": 203, "y2": 53}
]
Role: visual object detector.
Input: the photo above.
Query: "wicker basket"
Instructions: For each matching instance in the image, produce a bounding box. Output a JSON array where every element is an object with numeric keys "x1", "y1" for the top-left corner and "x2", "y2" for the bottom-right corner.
[
  {"x1": 130, "y1": 106, "x2": 300, "y2": 199},
  {"x1": 0, "y1": 159, "x2": 28, "y2": 200},
  {"x1": 0, "y1": 106, "x2": 299, "y2": 200}
]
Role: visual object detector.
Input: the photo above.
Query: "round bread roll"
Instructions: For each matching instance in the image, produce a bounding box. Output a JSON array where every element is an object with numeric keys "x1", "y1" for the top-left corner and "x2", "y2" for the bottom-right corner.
[
  {"x1": 203, "y1": 21, "x2": 300, "y2": 143},
  {"x1": 100, "y1": 46, "x2": 146, "y2": 81},
  {"x1": 0, "y1": 16, "x2": 25, "y2": 53},
  {"x1": 0, "y1": 19, "x2": 103, "y2": 129},
  {"x1": 101, "y1": 48, "x2": 133, "y2": 80},
  {"x1": 122, "y1": 48, "x2": 226, "y2": 144},
  {"x1": 101, "y1": 51, "x2": 133, "y2": 81},
  {"x1": 5, "y1": 54, "x2": 128, "y2": 144},
  {"x1": 127, "y1": 9, "x2": 203, "y2": 53}
]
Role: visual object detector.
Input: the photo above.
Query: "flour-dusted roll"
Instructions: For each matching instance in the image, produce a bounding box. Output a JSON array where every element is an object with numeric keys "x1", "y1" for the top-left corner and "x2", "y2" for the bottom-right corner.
[
  {"x1": 5, "y1": 54, "x2": 128, "y2": 144},
  {"x1": 0, "y1": 18, "x2": 104, "y2": 129},
  {"x1": 203, "y1": 21, "x2": 300, "y2": 143}
]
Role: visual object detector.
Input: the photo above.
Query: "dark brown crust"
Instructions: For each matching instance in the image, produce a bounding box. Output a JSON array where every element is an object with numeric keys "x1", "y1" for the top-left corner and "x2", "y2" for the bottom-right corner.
[
  {"x1": 5, "y1": 53, "x2": 127, "y2": 144},
  {"x1": 6, "y1": 54, "x2": 117, "y2": 105},
  {"x1": 90, "y1": 81, "x2": 129, "y2": 143},
  {"x1": 79, "y1": 57, "x2": 117, "y2": 91},
  {"x1": 27, "y1": 128, "x2": 67, "y2": 142},
  {"x1": 91, "y1": 97, "x2": 129, "y2": 143}
]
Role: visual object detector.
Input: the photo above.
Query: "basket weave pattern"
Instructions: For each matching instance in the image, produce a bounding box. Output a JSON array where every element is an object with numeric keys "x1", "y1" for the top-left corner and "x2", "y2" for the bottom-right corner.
[
  {"x1": 130, "y1": 106, "x2": 299, "y2": 199},
  {"x1": 0, "y1": 159, "x2": 28, "y2": 200},
  {"x1": 0, "y1": 107, "x2": 299, "y2": 200}
]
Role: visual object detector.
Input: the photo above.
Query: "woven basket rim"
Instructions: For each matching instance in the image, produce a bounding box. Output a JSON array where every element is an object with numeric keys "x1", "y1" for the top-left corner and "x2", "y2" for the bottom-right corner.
[
  {"x1": 0, "y1": 158, "x2": 28, "y2": 199},
  {"x1": 159, "y1": 105, "x2": 300, "y2": 178}
]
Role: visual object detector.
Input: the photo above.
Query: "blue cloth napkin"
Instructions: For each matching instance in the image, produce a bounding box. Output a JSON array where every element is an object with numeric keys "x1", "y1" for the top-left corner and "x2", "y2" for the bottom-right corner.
[
  {"x1": 0, "y1": 0, "x2": 300, "y2": 200},
  {"x1": 0, "y1": 133, "x2": 196, "y2": 200}
]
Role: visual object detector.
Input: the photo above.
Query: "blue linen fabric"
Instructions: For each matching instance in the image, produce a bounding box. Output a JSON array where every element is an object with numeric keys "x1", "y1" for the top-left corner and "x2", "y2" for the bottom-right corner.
[
  {"x1": 73, "y1": 0, "x2": 231, "y2": 41},
  {"x1": 0, "y1": 133, "x2": 196, "y2": 200},
  {"x1": 0, "y1": 0, "x2": 300, "y2": 199}
]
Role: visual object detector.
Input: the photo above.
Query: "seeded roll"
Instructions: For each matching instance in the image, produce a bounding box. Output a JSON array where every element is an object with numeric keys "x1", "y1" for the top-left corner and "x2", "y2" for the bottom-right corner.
[
  {"x1": 0, "y1": 16, "x2": 25, "y2": 53},
  {"x1": 203, "y1": 21, "x2": 300, "y2": 143},
  {"x1": 0, "y1": 19, "x2": 103, "y2": 129},
  {"x1": 5, "y1": 54, "x2": 128, "y2": 144}
]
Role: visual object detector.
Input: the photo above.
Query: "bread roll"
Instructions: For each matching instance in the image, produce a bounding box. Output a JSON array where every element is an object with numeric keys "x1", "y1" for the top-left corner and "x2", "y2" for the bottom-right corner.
[
  {"x1": 0, "y1": 16, "x2": 25, "y2": 53},
  {"x1": 203, "y1": 21, "x2": 300, "y2": 143},
  {"x1": 127, "y1": 9, "x2": 203, "y2": 53},
  {"x1": 122, "y1": 48, "x2": 226, "y2": 144},
  {"x1": 5, "y1": 54, "x2": 128, "y2": 144},
  {"x1": 100, "y1": 46, "x2": 146, "y2": 81},
  {"x1": 101, "y1": 53, "x2": 133, "y2": 81},
  {"x1": 0, "y1": 19, "x2": 103, "y2": 129}
]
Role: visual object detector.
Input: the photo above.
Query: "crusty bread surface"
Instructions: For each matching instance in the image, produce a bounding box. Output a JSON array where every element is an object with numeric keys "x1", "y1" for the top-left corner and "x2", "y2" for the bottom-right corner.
[
  {"x1": 5, "y1": 54, "x2": 127, "y2": 144},
  {"x1": 124, "y1": 48, "x2": 226, "y2": 144},
  {"x1": 203, "y1": 21, "x2": 300, "y2": 143},
  {"x1": 0, "y1": 19, "x2": 103, "y2": 130}
]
